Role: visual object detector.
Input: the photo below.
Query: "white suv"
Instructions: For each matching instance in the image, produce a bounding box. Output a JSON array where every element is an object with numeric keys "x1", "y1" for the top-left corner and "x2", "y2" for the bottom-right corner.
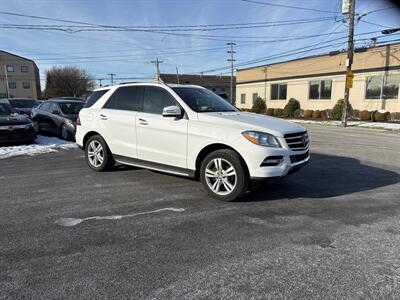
[{"x1": 76, "y1": 82, "x2": 309, "y2": 201}]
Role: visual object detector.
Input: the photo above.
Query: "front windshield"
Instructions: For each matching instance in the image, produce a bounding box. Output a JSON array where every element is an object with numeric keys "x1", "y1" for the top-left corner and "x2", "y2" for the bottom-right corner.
[
  {"x1": 0, "y1": 103, "x2": 16, "y2": 116},
  {"x1": 172, "y1": 87, "x2": 238, "y2": 113},
  {"x1": 9, "y1": 99, "x2": 37, "y2": 108},
  {"x1": 59, "y1": 102, "x2": 84, "y2": 114}
]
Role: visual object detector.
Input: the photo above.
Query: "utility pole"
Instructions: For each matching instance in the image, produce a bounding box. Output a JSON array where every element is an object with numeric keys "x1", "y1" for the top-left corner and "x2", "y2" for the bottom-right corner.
[
  {"x1": 3, "y1": 65, "x2": 9, "y2": 98},
  {"x1": 227, "y1": 42, "x2": 236, "y2": 104},
  {"x1": 342, "y1": 0, "x2": 355, "y2": 127},
  {"x1": 108, "y1": 73, "x2": 116, "y2": 85},
  {"x1": 151, "y1": 58, "x2": 163, "y2": 82},
  {"x1": 176, "y1": 66, "x2": 180, "y2": 84},
  {"x1": 263, "y1": 67, "x2": 267, "y2": 101}
]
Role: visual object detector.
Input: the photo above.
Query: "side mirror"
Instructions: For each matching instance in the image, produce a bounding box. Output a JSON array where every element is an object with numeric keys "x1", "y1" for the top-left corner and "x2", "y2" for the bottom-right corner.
[
  {"x1": 162, "y1": 105, "x2": 182, "y2": 118},
  {"x1": 52, "y1": 110, "x2": 60, "y2": 115}
]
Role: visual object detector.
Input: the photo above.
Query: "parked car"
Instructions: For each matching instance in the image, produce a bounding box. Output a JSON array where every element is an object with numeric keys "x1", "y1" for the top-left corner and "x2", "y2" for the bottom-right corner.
[
  {"x1": 0, "y1": 98, "x2": 39, "y2": 118},
  {"x1": 31, "y1": 99, "x2": 84, "y2": 140},
  {"x1": 49, "y1": 97, "x2": 84, "y2": 101},
  {"x1": 0, "y1": 101, "x2": 36, "y2": 145},
  {"x1": 76, "y1": 83, "x2": 310, "y2": 201}
]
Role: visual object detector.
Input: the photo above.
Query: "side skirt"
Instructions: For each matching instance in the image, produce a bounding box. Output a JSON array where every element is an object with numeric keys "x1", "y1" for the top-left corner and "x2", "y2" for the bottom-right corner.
[{"x1": 114, "y1": 155, "x2": 196, "y2": 178}]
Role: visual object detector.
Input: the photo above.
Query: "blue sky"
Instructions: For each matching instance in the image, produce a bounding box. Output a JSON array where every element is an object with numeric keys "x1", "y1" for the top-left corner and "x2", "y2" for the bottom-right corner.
[{"x1": 1, "y1": 0, "x2": 399, "y2": 89}]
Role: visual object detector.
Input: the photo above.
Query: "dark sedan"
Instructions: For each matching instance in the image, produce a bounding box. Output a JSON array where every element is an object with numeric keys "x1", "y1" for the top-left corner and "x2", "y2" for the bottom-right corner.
[
  {"x1": 0, "y1": 98, "x2": 39, "y2": 118},
  {"x1": 0, "y1": 102, "x2": 36, "y2": 145},
  {"x1": 31, "y1": 100, "x2": 84, "y2": 140}
]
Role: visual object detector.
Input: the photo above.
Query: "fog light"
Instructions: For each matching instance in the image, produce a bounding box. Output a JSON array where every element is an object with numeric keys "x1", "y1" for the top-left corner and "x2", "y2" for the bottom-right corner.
[{"x1": 261, "y1": 156, "x2": 283, "y2": 167}]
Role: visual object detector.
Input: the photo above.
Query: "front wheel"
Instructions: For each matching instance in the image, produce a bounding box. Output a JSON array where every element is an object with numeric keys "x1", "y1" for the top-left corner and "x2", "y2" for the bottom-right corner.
[
  {"x1": 85, "y1": 135, "x2": 114, "y2": 171},
  {"x1": 200, "y1": 149, "x2": 249, "y2": 201}
]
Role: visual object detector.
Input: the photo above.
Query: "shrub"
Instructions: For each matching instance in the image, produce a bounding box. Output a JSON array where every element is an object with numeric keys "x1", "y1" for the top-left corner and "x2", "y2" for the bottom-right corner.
[
  {"x1": 283, "y1": 98, "x2": 300, "y2": 118},
  {"x1": 304, "y1": 110, "x2": 314, "y2": 118},
  {"x1": 389, "y1": 112, "x2": 400, "y2": 122},
  {"x1": 352, "y1": 109, "x2": 360, "y2": 120},
  {"x1": 251, "y1": 97, "x2": 266, "y2": 114},
  {"x1": 266, "y1": 108, "x2": 274, "y2": 116},
  {"x1": 294, "y1": 108, "x2": 303, "y2": 119},
  {"x1": 312, "y1": 110, "x2": 321, "y2": 119},
  {"x1": 331, "y1": 99, "x2": 344, "y2": 120},
  {"x1": 360, "y1": 110, "x2": 371, "y2": 121},
  {"x1": 372, "y1": 110, "x2": 390, "y2": 122},
  {"x1": 320, "y1": 109, "x2": 331, "y2": 120},
  {"x1": 273, "y1": 108, "x2": 284, "y2": 117},
  {"x1": 240, "y1": 108, "x2": 252, "y2": 112}
]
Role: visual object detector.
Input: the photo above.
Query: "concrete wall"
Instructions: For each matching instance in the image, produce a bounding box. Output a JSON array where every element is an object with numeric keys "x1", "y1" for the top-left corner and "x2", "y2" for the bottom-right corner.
[
  {"x1": 0, "y1": 51, "x2": 41, "y2": 99},
  {"x1": 236, "y1": 43, "x2": 400, "y2": 112}
]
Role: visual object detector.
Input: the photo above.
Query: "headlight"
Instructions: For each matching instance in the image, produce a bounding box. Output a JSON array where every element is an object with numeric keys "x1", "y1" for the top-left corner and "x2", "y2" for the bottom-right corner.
[{"x1": 242, "y1": 131, "x2": 281, "y2": 148}]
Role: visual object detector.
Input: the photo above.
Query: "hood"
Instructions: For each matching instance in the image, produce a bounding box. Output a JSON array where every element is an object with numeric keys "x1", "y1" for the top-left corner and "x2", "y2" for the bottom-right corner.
[
  {"x1": 0, "y1": 114, "x2": 32, "y2": 126},
  {"x1": 197, "y1": 111, "x2": 305, "y2": 137}
]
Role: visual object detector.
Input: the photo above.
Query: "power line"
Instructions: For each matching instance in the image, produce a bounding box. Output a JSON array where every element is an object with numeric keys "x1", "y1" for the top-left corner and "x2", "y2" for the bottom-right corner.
[{"x1": 241, "y1": 0, "x2": 339, "y2": 14}]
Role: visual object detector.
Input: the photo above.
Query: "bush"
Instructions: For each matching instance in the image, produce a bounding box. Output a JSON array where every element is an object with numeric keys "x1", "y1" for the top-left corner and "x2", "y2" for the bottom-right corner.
[
  {"x1": 312, "y1": 110, "x2": 321, "y2": 119},
  {"x1": 360, "y1": 110, "x2": 371, "y2": 121},
  {"x1": 372, "y1": 110, "x2": 390, "y2": 122},
  {"x1": 304, "y1": 110, "x2": 314, "y2": 118},
  {"x1": 273, "y1": 108, "x2": 284, "y2": 117},
  {"x1": 240, "y1": 108, "x2": 252, "y2": 112},
  {"x1": 251, "y1": 97, "x2": 266, "y2": 114},
  {"x1": 389, "y1": 112, "x2": 400, "y2": 122},
  {"x1": 294, "y1": 108, "x2": 303, "y2": 119},
  {"x1": 352, "y1": 109, "x2": 360, "y2": 120},
  {"x1": 331, "y1": 99, "x2": 344, "y2": 120},
  {"x1": 283, "y1": 98, "x2": 300, "y2": 118},
  {"x1": 320, "y1": 109, "x2": 331, "y2": 120},
  {"x1": 266, "y1": 108, "x2": 274, "y2": 116}
]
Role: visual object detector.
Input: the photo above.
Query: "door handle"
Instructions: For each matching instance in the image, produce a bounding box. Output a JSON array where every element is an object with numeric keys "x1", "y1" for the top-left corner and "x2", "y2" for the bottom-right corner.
[
  {"x1": 100, "y1": 114, "x2": 108, "y2": 120},
  {"x1": 138, "y1": 118, "x2": 148, "y2": 125}
]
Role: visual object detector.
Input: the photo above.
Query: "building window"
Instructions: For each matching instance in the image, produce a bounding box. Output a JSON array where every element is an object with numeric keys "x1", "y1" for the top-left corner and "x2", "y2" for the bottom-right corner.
[
  {"x1": 8, "y1": 82, "x2": 16, "y2": 89},
  {"x1": 6, "y1": 65, "x2": 14, "y2": 72},
  {"x1": 240, "y1": 93, "x2": 246, "y2": 104},
  {"x1": 366, "y1": 75, "x2": 399, "y2": 99},
  {"x1": 23, "y1": 82, "x2": 30, "y2": 89},
  {"x1": 271, "y1": 83, "x2": 287, "y2": 100},
  {"x1": 309, "y1": 79, "x2": 332, "y2": 99},
  {"x1": 21, "y1": 65, "x2": 29, "y2": 73},
  {"x1": 252, "y1": 93, "x2": 258, "y2": 104}
]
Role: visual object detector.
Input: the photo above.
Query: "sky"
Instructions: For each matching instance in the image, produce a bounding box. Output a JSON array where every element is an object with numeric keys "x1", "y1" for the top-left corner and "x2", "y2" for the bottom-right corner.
[{"x1": 1, "y1": 0, "x2": 399, "y2": 89}]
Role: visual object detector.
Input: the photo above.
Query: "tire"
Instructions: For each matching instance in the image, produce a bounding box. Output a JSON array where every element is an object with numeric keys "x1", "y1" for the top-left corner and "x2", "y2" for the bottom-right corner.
[
  {"x1": 85, "y1": 135, "x2": 114, "y2": 172},
  {"x1": 200, "y1": 149, "x2": 249, "y2": 201},
  {"x1": 60, "y1": 124, "x2": 71, "y2": 140}
]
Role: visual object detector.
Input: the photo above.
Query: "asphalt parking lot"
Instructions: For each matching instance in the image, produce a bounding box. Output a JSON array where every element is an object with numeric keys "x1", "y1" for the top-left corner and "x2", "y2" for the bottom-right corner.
[{"x1": 1, "y1": 124, "x2": 400, "y2": 299}]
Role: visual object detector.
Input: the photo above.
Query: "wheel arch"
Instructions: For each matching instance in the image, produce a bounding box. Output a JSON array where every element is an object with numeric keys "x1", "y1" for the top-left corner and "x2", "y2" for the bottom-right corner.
[
  {"x1": 194, "y1": 143, "x2": 249, "y2": 179},
  {"x1": 83, "y1": 131, "x2": 104, "y2": 148}
]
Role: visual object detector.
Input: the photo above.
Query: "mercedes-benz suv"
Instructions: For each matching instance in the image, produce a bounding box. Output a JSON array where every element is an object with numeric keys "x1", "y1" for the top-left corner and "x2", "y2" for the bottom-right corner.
[{"x1": 76, "y1": 82, "x2": 310, "y2": 201}]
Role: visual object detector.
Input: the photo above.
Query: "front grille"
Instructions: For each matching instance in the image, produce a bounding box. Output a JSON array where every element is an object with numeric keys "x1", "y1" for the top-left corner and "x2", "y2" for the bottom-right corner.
[
  {"x1": 284, "y1": 131, "x2": 309, "y2": 151},
  {"x1": 290, "y1": 151, "x2": 309, "y2": 163}
]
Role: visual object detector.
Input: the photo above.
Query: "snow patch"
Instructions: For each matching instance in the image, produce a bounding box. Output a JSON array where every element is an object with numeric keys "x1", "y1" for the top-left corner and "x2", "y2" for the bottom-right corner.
[
  {"x1": 0, "y1": 135, "x2": 77, "y2": 159},
  {"x1": 290, "y1": 119, "x2": 400, "y2": 130},
  {"x1": 55, "y1": 207, "x2": 186, "y2": 227}
]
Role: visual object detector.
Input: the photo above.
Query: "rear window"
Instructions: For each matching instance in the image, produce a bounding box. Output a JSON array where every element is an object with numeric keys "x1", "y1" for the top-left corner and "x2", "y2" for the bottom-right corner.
[
  {"x1": 84, "y1": 90, "x2": 109, "y2": 108},
  {"x1": 9, "y1": 99, "x2": 37, "y2": 108},
  {"x1": 59, "y1": 102, "x2": 84, "y2": 114}
]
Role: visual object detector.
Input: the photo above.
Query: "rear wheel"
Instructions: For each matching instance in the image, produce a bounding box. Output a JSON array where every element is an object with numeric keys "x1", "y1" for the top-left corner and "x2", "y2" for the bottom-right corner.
[
  {"x1": 200, "y1": 149, "x2": 249, "y2": 201},
  {"x1": 85, "y1": 135, "x2": 114, "y2": 171},
  {"x1": 60, "y1": 124, "x2": 71, "y2": 140}
]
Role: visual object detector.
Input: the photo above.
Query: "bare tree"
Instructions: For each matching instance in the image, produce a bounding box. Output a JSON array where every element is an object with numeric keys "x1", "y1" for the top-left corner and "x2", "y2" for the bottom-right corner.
[{"x1": 43, "y1": 66, "x2": 95, "y2": 98}]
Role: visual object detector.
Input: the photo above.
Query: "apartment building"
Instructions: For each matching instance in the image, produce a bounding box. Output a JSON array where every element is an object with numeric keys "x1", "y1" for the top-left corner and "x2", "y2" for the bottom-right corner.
[
  {"x1": 0, "y1": 50, "x2": 41, "y2": 99},
  {"x1": 236, "y1": 42, "x2": 400, "y2": 113}
]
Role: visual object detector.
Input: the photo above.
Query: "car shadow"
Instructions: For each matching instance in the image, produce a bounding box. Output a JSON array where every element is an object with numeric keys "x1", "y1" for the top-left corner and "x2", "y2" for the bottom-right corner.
[{"x1": 240, "y1": 153, "x2": 400, "y2": 202}]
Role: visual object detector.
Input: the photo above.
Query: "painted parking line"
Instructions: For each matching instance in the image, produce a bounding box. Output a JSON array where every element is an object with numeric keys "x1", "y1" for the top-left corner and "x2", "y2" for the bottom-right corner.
[{"x1": 55, "y1": 207, "x2": 186, "y2": 227}]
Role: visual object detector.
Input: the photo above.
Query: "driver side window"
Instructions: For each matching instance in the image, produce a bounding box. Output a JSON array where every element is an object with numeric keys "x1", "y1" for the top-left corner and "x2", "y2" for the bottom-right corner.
[{"x1": 143, "y1": 87, "x2": 176, "y2": 115}]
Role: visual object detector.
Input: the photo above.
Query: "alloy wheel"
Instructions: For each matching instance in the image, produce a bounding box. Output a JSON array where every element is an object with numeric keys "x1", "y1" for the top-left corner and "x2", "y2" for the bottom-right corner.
[
  {"x1": 205, "y1": 158, "x2": 237, "y2": 196},
  {"x1": 87, "y1": 140, "x2": 104, "y2": 168}
]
